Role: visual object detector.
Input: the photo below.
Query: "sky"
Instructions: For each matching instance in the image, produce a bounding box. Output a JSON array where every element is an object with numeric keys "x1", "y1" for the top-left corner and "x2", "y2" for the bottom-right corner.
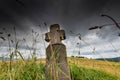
[{"x1": 0, "y1": 0, "x2": 120, "y2": 59}]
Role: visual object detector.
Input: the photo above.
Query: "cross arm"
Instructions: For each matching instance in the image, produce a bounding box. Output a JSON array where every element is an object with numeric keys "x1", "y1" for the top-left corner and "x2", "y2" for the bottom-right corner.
[
  {"x1": 45, "y1": 33, "x2": 50, "y2": 42},
  {"x1": 59, "y1": 30, "x2": 66, "y2": 40}
]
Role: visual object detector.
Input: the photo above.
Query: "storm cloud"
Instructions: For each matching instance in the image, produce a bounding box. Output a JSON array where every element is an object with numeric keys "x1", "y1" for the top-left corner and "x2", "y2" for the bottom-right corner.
[{"x1": 0, "y1": 0, "x2": 120, "y2": 58}]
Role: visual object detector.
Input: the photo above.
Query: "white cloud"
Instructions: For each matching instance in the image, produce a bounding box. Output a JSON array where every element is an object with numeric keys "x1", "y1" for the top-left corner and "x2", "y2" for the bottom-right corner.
[{"x1": 1, "y1": 25, "x2": 120, "y2": 59}]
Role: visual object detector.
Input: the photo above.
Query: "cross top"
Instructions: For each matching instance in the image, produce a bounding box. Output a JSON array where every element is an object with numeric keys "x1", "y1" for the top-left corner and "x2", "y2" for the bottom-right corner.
[
  {"x1": 50, "y1": 24, "x2": 60, "y2": 32},
  {"x1": 45, "y1": 24, "x2": 66, "y2": 44}
]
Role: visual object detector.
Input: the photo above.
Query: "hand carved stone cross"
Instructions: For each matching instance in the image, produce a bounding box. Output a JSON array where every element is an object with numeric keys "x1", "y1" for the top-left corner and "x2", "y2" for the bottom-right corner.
[
  {"x1": 45, "y1": 24, "x2": 71, "y2": 80},
  {"x1": 45, "y1": 24, "x2": 66, "y2": 44}
]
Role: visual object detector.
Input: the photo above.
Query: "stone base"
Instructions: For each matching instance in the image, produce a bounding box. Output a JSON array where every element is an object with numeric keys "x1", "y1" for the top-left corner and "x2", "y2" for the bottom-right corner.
[{"x1": 45, "y1": 43, "x2": 71, "y2": 80}]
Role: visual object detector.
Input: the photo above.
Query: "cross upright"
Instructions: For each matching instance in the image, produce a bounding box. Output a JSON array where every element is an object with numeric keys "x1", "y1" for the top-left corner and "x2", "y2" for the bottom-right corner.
[
  {"x1": 45, "y1": 24, "x2": 71, "y2": 80},
  {"x1": 45, "y1": 24, "x2": 66, "y2": 44}
]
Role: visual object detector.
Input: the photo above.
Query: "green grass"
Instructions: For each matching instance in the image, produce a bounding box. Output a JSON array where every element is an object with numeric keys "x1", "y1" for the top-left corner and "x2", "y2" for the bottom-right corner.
[
  {"x1": 70, "y1": 65, "x2": 120, "y2": 80},
  {"x1": 68, "y1": 58, "x2": 120, "y2": 77},
  {"x1": 0, "y1": 60, "x2": 46, "y2": 80},
  {"x1": 0, "y1": 60, "x2": 120, "y2": 80}
]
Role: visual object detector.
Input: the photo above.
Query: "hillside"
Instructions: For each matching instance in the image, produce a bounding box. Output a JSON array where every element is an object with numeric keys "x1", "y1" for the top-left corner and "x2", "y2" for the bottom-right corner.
[
  {"x1": 68, "y1": 57, "x2": 120, "y2": 77},
  {"x1": 96, "y1": 57, "x2": 120, "y2": 62},
  {"x1": 0, "y1": 58, "x2": 120, "y2": 80}
]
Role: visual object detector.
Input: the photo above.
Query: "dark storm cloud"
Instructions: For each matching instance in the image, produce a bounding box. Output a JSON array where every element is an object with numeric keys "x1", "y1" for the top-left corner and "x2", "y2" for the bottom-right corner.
[
  {"x1": 0, "y1": 0, "x2": 48, "y2": 31},
  {"x1": 0, "y1": 0, "x2": 120, "y2": 59},
  {"x1": 58, "y1": 0, "x2": 110, "y2": 34},
  {"x1": 0, "y1": 0, "x2": 120, "y2": 38},
  {"x1": 64, "y1": 0, "x2": 109, "y2": 19}
]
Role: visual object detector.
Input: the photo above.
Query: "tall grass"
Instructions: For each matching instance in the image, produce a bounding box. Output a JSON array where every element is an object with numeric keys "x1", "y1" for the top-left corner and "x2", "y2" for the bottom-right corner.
[
  {"x1": 0, "y1": 60, "x2": 120, "y2": 80},
  {"x1": 0, "y1": 60, "x2": 46, "y2": 80},
  {"x1": 70, "y1": 65, "x2": 120, "y2": 80}
]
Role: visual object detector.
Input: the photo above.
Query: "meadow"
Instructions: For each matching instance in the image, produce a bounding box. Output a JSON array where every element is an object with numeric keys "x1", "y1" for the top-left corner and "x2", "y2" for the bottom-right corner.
[{"x1": 0, "y1": 58, "x2": 120, "y2": 80}]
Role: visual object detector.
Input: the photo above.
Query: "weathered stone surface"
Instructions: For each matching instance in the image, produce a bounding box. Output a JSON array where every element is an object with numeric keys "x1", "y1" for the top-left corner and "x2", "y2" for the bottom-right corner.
[
  {"x1": 45, "y1": 24, "x2": 66, "y2": 44},
  {"x1": 45, "y1": 24, "x2": 71, "y2": 80}
]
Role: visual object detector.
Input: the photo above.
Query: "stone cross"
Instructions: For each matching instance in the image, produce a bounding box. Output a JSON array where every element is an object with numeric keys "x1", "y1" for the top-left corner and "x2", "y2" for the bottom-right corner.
[
  {"x1": 45, "y1": 24, "x2": 71, "y2": 80},
  {"x1": 45, "y1": 24, "x2": 66, "y2": 44}
]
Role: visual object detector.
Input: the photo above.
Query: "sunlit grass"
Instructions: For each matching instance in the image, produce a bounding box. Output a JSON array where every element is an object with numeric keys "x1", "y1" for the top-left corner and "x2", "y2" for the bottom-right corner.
[
  {"x1": 70, "y1": 65, "x2": 120, "y2": 80},
  {"x1": 0, "y1": 59, "x2": 46, "y2": 80},
  {"x1": 68, "y1": 57, "x2": 120, "y2": 77},
  {"x1": 0, "y1": 58, "x2": 120, "y2": 80}
]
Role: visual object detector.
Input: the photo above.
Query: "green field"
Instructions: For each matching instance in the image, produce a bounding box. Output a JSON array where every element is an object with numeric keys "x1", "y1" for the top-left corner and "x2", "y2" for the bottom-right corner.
[{"x1": 0, "y1": 58, "x2": 120, "y2": 80}]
